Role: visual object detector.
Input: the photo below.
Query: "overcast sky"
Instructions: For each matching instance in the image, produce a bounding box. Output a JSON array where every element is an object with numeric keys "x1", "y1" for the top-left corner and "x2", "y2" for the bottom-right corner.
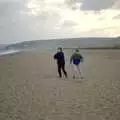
[{"x1": 0, "y1": 0, "x2": 120, "y2": 44}]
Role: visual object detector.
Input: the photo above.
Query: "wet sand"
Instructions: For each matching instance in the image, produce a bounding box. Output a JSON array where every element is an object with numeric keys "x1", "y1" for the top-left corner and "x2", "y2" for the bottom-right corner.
[{"x1": 0, "y1": 50, "x2": 120, "y2": 120}]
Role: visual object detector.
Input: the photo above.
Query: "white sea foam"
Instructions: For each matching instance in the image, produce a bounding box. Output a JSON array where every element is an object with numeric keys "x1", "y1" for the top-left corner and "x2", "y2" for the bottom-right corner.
[{"x1": 0, "y1": 50, "x2": 20, "y2": 56}]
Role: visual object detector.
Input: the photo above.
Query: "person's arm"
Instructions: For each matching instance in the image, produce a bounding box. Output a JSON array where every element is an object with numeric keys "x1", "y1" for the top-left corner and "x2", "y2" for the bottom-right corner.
[
  {"x1": 70, "y1": 54, "x2": 74, "y2": 64},
  {"x1": 79, "y1": 54, "x2": 84, "y2": 62},
  {"x1": 62, "y1": 52, "x2": 65, "y2": 59},
  {"x1": 54, "y1": 53, "x2": 57, "y2": 59}
]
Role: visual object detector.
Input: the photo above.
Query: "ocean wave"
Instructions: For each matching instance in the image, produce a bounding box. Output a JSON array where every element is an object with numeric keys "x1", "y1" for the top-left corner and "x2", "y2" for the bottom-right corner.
[{"x1": 0, "y1": 50, "x2": 21, "y2": 56}]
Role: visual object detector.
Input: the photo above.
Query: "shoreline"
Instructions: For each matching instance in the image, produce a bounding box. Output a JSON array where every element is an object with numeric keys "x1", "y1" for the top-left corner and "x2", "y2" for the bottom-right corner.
[{"x1": 0, "y1": 49, "x2": 21, "y2": 56}]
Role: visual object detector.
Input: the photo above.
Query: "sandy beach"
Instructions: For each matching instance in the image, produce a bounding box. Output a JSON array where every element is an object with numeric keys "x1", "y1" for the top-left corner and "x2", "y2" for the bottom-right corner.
[{"x1": 0, "y1": 49, "x2": 120, "y2": 120}]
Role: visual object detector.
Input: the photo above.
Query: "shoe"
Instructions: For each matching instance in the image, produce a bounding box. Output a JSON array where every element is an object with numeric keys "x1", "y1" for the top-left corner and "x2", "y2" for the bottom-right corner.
[
  {"x1": 65, "y1": 73, "x2": 68, "y2": 78},
  {"x1": 73, "y1": 76, "x2": 75, "y2": 79},
  {"x1": 58, "y1": 76, "x2": 62, "y2": 79},
  {"x1": 80, "y1": 76, "x2": 84, "y2": 79}
]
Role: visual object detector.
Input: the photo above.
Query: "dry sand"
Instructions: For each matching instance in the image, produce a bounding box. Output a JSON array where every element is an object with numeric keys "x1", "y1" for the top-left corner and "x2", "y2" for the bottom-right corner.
[{"x1": 0, "y1": 50, "x2": 120, "y2": 120}]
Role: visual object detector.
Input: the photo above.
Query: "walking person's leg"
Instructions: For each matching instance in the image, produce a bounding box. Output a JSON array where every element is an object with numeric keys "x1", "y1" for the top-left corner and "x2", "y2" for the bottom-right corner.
[
  {"x1": 58, "y1": 64, "x2": 62, "y2": 78},
  {"x1": 61, "y1": 63, "x2": 67, "y2": 78},
  {"x1": 76, "y1": 65, "x2": 81, "y2": 76},
  {"x1": 76, "y1": 64, "x2": 83, "y2": 78},
  {"x1": 72, "y1": 64, "x2": 77, "y2": 79}
]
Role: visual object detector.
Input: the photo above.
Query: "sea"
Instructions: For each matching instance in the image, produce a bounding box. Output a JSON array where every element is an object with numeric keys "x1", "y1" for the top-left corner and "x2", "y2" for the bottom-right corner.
[{"x1": 0, "y1": 37, "x2": 119, "y2": 56}]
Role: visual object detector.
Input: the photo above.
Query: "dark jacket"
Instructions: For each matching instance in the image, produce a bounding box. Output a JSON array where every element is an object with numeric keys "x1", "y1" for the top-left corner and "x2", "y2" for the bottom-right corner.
[
  {"x1": 54, "y1": 52, "x2": 65, "y2": 64},
  {"x1": 70, "y1": 52, "x2": 83, "y2": 65}
]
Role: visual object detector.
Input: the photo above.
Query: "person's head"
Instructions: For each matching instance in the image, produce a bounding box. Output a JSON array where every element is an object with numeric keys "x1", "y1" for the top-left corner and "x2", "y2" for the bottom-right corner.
[
  {"x1": 75, "y1": 49, "x2": 79, "y2": 53},
  {"x1": 57, "y1": 47, "x2": 62, "y2": 52}
]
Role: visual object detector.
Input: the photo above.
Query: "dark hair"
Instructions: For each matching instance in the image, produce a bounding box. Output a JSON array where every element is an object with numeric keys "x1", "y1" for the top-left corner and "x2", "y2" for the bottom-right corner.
[
  {"x1": 76, "y1": 49, "x2": 79, "y2": 52},
  {"x1": 58, "y1": 47, "x2": 62, "y2": 51}
]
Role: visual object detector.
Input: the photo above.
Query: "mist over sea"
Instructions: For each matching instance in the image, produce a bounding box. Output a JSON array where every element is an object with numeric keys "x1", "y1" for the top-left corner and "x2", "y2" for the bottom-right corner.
[{"x1": 0, "y1": 37, "x2": 120, "y2": 56}]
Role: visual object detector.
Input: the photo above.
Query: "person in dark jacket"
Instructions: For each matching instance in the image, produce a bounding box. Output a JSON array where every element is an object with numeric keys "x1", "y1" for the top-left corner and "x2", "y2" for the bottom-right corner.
[{"x1": 54, "y1": 47, "x2": 67, "y2": 78}]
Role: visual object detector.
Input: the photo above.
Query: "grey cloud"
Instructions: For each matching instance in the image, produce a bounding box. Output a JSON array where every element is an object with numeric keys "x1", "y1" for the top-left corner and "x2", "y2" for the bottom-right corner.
[
  {"x1": 80, "y1": 0, "x2": 115, "y2": 11},
  {"x1": 62, "y1": 20, "x2": 77, "y2": 27},
  {"x1": 0, "y1": 2, "x2": 20, "y2": 18},
  {"x1": 0, "y1": 0, "x2": 65, "y2": 44},
  {"x1": 66, "y1": 0, "x2": 119, "y2": 11},
  {"x1": 113, "y1": 14, "x2": 120, "y2": 19},
  {"x1": 0, "y1": 1, "x2": 26, "y2": 43},
  {"x1": 112, "y1": 0, "x2": 120, "y2": 9}
]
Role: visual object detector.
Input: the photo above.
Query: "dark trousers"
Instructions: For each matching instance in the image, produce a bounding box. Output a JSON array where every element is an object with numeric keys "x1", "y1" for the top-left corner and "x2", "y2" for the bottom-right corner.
[{"x1": 57, "y1": 63, "x2": 67, "y2": 78}]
